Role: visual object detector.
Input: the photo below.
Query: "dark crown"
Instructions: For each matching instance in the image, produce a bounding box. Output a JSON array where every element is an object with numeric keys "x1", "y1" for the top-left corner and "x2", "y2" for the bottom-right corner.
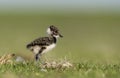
[
  {"x1": 49, "y1": 25, "x2": 59, "y2": 32},
  {"x1": 49, "y1": 25, "x2": 63, "y2": 38}
]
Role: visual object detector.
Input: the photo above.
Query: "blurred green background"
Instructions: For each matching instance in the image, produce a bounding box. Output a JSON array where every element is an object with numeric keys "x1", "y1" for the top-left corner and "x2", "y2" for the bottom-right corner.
[{"x1": 0, "y1": 0, "x2": 120, "y2": 63}]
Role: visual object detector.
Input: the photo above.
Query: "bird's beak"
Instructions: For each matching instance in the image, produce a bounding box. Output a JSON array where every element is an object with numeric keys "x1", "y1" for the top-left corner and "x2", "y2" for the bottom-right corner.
[{"x1": 59, "y1": 33, "x2": 63, "y2": 38}]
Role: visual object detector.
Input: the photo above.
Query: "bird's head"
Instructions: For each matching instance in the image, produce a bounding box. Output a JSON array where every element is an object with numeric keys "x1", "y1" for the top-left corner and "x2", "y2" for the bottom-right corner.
[{"x1": 47, "y1": 25, "x2": 63, "y2": 38}]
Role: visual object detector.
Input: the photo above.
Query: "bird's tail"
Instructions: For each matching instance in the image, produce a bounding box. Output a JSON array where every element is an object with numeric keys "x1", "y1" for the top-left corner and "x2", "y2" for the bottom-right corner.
[{"x1": 26, "y1": 44, "x2": 31, "y2": 49}]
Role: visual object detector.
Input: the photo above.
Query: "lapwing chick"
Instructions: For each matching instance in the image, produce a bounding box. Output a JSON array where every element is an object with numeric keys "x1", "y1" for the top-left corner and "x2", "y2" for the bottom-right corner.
[{"x1": 26, "y1": 25, "x2": 63, "y2": 62}]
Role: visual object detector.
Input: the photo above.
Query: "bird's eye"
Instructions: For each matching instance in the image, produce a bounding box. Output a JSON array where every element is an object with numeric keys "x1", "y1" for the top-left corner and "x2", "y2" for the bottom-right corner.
[
  {"x1": 53, "y1": 31, "x2": 57, "y2": 35},
  {"x1": 55, "y1": 30, "x2": 58, "y2": 33}
]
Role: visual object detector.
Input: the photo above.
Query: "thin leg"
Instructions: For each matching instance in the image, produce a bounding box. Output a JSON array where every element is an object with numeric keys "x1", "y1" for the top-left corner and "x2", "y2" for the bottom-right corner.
[
  {"x1": 35, "y1": 47, "x2": 46, "y2": 62},
  {"x1": 35, "y1": 53, "x2": 40, "y2": 62}
]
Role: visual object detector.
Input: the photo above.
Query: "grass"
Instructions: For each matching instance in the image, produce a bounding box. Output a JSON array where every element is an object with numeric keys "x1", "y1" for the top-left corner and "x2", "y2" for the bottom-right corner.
[
  {"x1": 0, "y1": 54, "x2": 120, "y2": 78},
  {"x1": 0, "y1": 61, "x2": 120, "y2": 78}
]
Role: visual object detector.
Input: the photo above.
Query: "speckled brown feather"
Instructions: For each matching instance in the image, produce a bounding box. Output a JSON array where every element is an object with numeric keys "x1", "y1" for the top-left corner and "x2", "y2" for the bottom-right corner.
[{"x1": 26, "y1": 36, "x2": 56, "y2": 49}]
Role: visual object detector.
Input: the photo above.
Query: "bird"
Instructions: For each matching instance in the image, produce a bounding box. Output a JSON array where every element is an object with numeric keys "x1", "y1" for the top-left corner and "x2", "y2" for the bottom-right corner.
[{"x1": 26, "y1": 25, "x2": 63, "y2": 62}]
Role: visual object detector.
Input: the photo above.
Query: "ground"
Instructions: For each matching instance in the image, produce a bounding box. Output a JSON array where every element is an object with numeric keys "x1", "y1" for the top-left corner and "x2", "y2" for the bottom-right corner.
[{"x1": 0, "y1": 61, "x2": 120, "y2": 78}]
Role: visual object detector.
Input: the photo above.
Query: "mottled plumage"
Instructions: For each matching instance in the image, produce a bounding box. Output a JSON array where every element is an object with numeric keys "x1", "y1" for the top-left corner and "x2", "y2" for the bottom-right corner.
[
  {"x1": 26, "y1": 36, "x2": 56, "y2": 49},
  {"x1": 26, "y1": 25, "x2": 63, "y2": 61}
]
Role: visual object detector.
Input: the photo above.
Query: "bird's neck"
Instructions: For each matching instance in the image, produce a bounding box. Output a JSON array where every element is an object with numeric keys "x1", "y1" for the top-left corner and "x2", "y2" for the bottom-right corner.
[
  {"x1": 49, "y1": 35, "x2": 57, "y2": 44},
  {"x1": 53, "y1": 36, "x2": 57, "y2": 43}
]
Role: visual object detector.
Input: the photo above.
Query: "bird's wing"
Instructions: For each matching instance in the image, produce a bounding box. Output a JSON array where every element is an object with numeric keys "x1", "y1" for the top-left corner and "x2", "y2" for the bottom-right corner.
[{"x1": 26, "y1": 37, "x2": 53, "y2": 48}]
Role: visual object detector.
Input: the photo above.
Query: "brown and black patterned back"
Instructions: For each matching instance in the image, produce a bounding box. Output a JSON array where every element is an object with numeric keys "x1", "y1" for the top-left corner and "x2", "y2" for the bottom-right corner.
[{"x1": 26, "y1": 37, "x2": 56, "y2": 49}]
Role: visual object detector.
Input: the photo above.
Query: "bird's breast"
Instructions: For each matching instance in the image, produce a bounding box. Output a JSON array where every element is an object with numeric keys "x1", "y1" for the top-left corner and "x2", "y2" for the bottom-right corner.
[{"x1": 42, "y1": 43, "x2": 56, "y2": 54}]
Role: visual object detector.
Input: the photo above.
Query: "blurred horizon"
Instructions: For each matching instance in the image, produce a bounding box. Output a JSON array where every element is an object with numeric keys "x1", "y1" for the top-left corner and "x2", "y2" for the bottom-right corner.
[{"x1": 0, "y1": 0, "x2": 120, "y2": 14}]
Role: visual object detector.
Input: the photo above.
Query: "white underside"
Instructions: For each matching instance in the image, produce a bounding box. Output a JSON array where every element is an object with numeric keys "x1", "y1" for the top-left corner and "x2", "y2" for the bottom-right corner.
[{"x1": 32, "y1": 43, "x2": 56, "y2": 54}]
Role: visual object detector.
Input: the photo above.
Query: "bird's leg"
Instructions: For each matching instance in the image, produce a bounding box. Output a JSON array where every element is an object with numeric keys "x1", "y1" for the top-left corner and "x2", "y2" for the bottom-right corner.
[
  {"x1": 34, "y1": 53, "x2": 42, "y2": 66},
  {"x1": 35, "y1": 47, "x2": 46, "y2": 63},
  {"x1": 35, "y1": 53, "x2": 40, "y2": 62}
]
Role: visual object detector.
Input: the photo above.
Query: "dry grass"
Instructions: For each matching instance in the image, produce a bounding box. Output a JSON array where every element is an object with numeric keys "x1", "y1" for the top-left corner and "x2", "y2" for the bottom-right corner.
[
  {"x1": 0, "y1": 53, "x2": 73, "y2": 70},
  {"x1": 41, "y1": 60, "x2": 73, "y2": 69},
  {"x1": 0, "y1": 53, "x2": 15, "y2": 64}
]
